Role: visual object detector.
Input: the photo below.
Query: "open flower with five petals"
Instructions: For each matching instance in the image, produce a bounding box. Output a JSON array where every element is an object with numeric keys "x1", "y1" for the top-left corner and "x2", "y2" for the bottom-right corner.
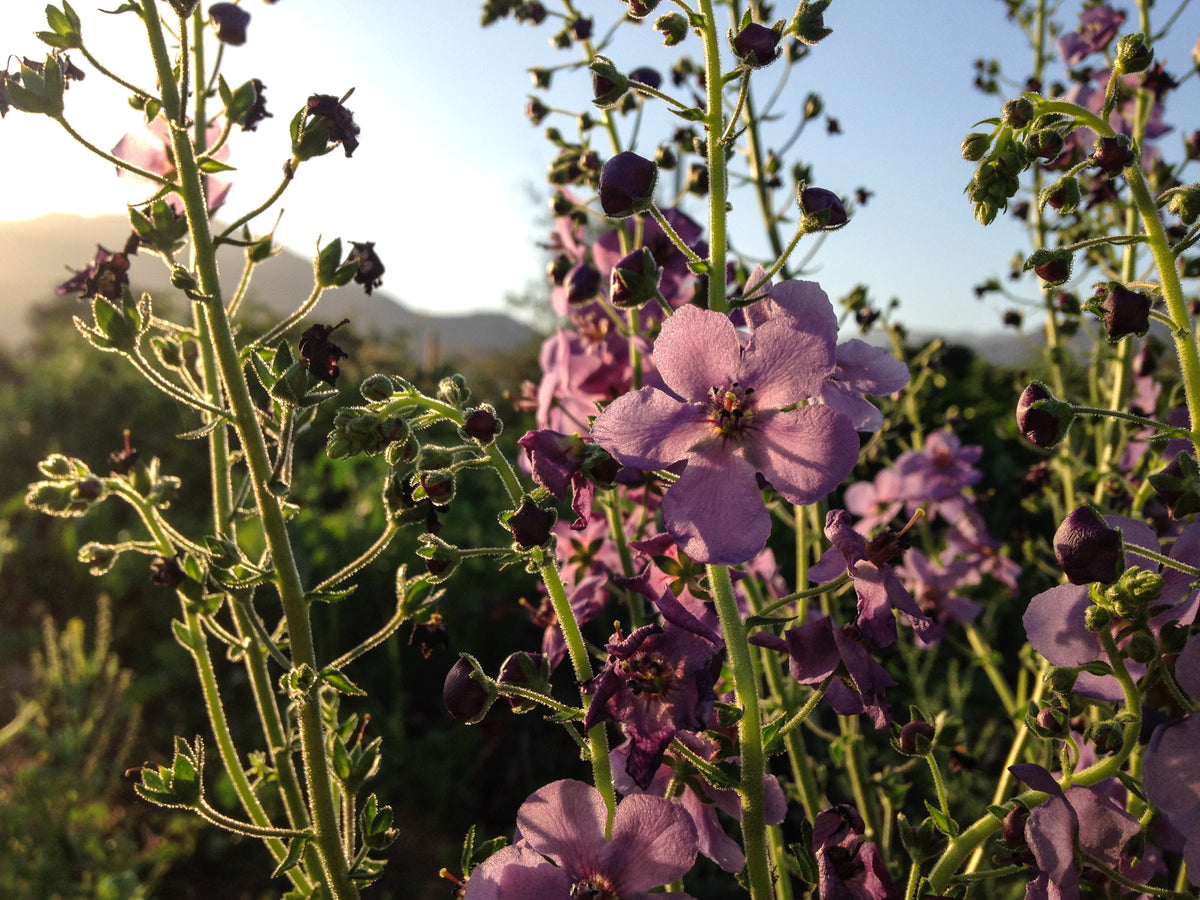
[{"x1": 591, "y1": 299, "x2": 859, "y2": 564}]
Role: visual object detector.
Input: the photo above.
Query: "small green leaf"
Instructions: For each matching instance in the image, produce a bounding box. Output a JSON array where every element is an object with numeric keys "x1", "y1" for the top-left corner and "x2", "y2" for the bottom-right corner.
[
  {"x1": 198, "y1": 157, "x2": 236, "y2": 174},
  {"x1": 924, "y1": 802, "x2": 959, "y2": 838},
  {"x1": 272, "y1": 836, "x2": 311, "y2": 878},
  {"x1": 321, "y1": 667, "x2": 367, "y2": 696}
]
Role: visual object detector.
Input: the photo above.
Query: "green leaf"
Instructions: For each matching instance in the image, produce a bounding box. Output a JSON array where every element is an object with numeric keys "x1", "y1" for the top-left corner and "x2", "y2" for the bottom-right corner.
[
  {"x1": 198, "y1": 158, "x2": 236, "y2": 174},
  {"x1": 924, "y1": 802, "x2": 959, "y2": 838},
  {"x1": 321, "y1": 667, "x2": 367, "y2": 696},
  {"x1": 171, "y1": 618, "x2": 196, "y2": 652},
  {"x1": 272, "y1": 836, "x2": 311, "y2": 878},
  {"x1": 669, "y1": 106, "x2": 707, "y2": 122}
]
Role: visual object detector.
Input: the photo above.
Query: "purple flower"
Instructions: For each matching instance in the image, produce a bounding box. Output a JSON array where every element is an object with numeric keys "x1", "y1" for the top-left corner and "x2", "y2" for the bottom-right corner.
[
  {"x1": 893, "y1": 429, "x2": 982, "y2": 522},
  {"x1": 753, "y1": 615, "x2": 897, "y2": 730},
  {"x1": 582, "y1": 622, "x2": 723, "y2": 789},
  {"x1": 896, "y1": 549, "x2": 981, "y2": 647},
  {"x1": 1019, "y1": 781, "x2": 1144, "y2": 899},
  {"x1": 810, "y1": 510, "x2": 935, "y2": 650},
  {"x1": 843, "y1": 468, "x2": 904, "y2": 535},
  {"x1": 463, "y1": 779, "x2": 699, "y2": 899},
  {"x1": 591, "y1": 300, "x2": 858, "y2": 564},
  {"x1": 1143, "y1": 637, "x2": 1200, "y2": 885},
  {"x1": 1056, "y1": 5, "x2": 1125, "y2": 65},
  {"x1": 812, "y1": 805, "x2": 900, "y2": 899},
  {"x1": 612, "y1": 734, "x2": 786, "y2": 873},
  {"x1": 111, "y1": 120, "x2": 232, "y2": 213},
  {"x1": 56, "y1": 244, "x2": 131, "y2": 301}
]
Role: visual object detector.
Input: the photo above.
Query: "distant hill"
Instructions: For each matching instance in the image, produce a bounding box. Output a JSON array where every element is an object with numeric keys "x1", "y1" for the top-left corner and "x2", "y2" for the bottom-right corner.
[{"x1": 0, "y1": 213, "x2": 537, "y2": 361}]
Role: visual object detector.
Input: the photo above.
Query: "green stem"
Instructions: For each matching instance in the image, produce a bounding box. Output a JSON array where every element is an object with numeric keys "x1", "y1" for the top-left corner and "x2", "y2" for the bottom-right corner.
[
  {"x1": 140, "y1": 2, "x2": 357, "y2": 894},
  {"x1": 1125, "y1": 166, "x2": 1200, "y2": 462},
  {"x1": 698, "y1": 0, "x2": 730, "y2": 314},
  {"x1": 708, "y1": 564, "x2": 772, "y2": 899}
]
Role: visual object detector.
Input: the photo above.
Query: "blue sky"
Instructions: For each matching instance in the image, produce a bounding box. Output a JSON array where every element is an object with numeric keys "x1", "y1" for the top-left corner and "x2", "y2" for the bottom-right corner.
[{"x1": 1, "y1": 1, "x2": 1196, "y2": 335}]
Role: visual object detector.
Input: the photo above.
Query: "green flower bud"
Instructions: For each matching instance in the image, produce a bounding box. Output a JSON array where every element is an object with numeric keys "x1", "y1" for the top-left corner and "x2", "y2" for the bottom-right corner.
[
  {"x1": 1113, "y1": 33, "x2": 1153, "y2": 75},
  {"x1": 961, "y1": 132, "x2": 992, "y2": 162},
  {"x1": 1167, "y1": 186, "x2": 1200, "y2": 226},
  {"x1": 655, "y1": 12, "x2": 688, "y2": 45},
  {"x1": 360, "y1": 373, "x2": 395, "y2": 402}
]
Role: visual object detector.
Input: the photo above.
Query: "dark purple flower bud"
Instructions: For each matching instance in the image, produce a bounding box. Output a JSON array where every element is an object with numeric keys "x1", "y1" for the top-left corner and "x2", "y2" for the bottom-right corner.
[
  {"x1": 1002, "y1": 806, "x2": 1029, "y2": 847},
  {"x1": 1149, "y1": 451, "x2": 1200, "y2": 519},
  {"x1": 589, "y1": 56, "x2": 629, "y2": 109},
  {"x1": 443, "y1": 657, "x2": 494, "y2": 724},
  {"x1": 515, "y1": 2, "x2": 546, "y2": 24},
  {"x1": 461, "y1": 406, "x2": 500, "y2": 445},
  {"x1": 546, "y1": 252, "x2": 572, "y2": 285},
  {"x1": 570, "y1": 16, "x2": 592, "y2": 40},
  {"x1": 654, "y1": 144, "x2": 677, "y2": 170},
  {"x1": 346, "y1": 241, "x2": 384, "y2": 295},
  {"x1": 1092, "y1": 135, "x2": 1133, "y2": 173},
  {"x1": 625, "y1": 0, "x2": 661, "y2": 18},
  {"x1": 732, "y1": 23, "x2": 780, "y2": 68},
  {"x1": 799, "y1": 186, "x2": 848, "y2": 230},
  {"x1": 150, "y1": 555, "x2": 185, "y2": 588},
  {"x1": 298, "y1": 318, "x2": 350, "y2": 386},
  {"x1": 507, "y1": 500, "x2": 556, "y2": 548},
  {"x1": 610, "y1": 246, "x2": 662, "y2": 308},
  {"x1": 898, "y1": 720, "x2": 934, "y2": 755},
  {"x1": 598, "y1": 151, "x2": 658, "y2": 218},
  {"x1": 525, "y1": 95, "x2": 550, "y2": 125},
  {"x1": 1017, "y1": 382, "x2": 1074, "y2": 448},
  {"x1": 1033, "y1": 704, "x2": 1069, "y2": 737},
  {"x1": 1054, "y1": 505, "x2": 1123, "y2": 584},
  {"x1": 497, "y1": 651, "x2": 549, "y2": 712},
  {"x1": 209, "y1": 3, "x2": 250, "y2": 45},
  {"x1": 686, "y1": 162, "x2": 709, "y2": 196},
  {"x1": 564, "y1": 262, "x2": 601, "y2": 305},
  {"x1": 1003, "y1": 310, "x2": 1023, "y2": 329},
  {"x1": 628, "y1": 66, "x2": 662, "y2": 90},
  {"x1": 1040, "y1": 176, "x2": 1081, "y2": 213},
  {"x1": 1024, "y1": 248, "x2": 1073, "y2": 286},
  {"x1": 1089, "y1": 282, "x2": 1150, "y2": 340}
]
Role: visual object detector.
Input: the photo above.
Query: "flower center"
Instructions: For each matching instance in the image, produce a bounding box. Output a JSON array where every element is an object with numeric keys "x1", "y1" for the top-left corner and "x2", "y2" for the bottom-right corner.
[
  {"x1": 621, "y1": 653, "x2": 669, "y2": 696},
  {"x1": 707, "y1": 382, "x2": 756, "y2": 437},
  {"x1": 571, "y1": 874, "x2": 619, "y2": 899}
]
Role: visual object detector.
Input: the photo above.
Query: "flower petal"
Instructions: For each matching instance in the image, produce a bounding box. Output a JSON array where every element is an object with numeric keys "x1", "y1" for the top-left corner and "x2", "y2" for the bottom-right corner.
[
  {"x1": 662, "y1": 448, "x2": 770, "y2": 565},
  {"x1": 462, "y1": 844, "x2": 570, "y2": 900},
  {"x1": 603, "y1": 793, "x2": 699, "y2": 892},
  {"x1": 738, "y1": 316, "x2": 835, "y2": 408},
  {"x1": 517, "y1": 780, "x2": 607, "y2": 880},
  {"x1": 653, "y1": 305, "x2": 742, "y2": 401},
  {"x1": 591, "y1": 388, "x2": 710, "y2": 471},
  {"x1": 750, "y1": 405, "x2": 859, "y2": 506},
  {"x1": 1022, "y1": 583, "x2": 1102, "y2": 666}
]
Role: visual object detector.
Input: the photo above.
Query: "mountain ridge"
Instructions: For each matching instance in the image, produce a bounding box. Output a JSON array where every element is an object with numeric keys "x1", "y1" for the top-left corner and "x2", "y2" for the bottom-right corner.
[{"x1": 0, "y1": 212, "x2": 537, "y2": 361}]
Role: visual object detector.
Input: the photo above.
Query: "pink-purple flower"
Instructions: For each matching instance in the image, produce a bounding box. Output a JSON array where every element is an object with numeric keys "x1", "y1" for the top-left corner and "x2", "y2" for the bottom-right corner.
[
  {"x1": 591, "y1": 297, "x2": 859, "y2": 564},
  {"x1": 463, "y1": 779, "x2": 699, "y2": 899}
]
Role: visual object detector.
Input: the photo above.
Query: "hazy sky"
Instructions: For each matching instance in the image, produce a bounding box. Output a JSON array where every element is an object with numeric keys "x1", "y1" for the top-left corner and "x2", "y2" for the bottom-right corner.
[{"x1": 1, "y1": 1, "x2": 1196, "y2": 335}]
